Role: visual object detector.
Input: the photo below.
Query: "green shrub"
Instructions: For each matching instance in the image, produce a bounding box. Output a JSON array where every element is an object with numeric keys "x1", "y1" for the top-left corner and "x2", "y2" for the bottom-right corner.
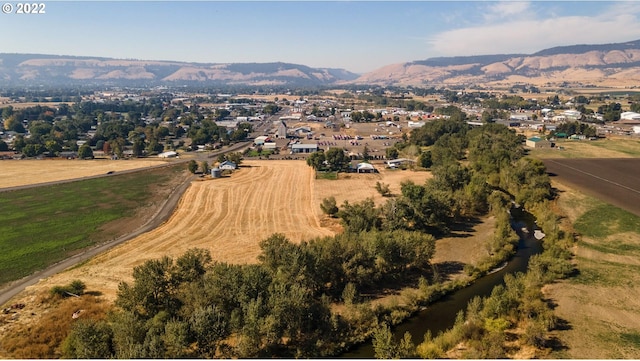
[{"x1": 50, "y1": 279, "x2": 86, "y2": 298}]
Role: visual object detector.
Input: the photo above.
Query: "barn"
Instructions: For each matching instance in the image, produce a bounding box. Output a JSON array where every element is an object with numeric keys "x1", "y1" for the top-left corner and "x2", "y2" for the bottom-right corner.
[
  {"x1": 525, "y1": 136, "x2": 551, "y2": 148},
  {"x1": 290, "y1": 144, "x2": 318, "y2": 154}
]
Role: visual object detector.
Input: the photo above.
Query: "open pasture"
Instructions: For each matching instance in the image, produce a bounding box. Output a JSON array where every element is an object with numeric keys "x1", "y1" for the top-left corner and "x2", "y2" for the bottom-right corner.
[
  {"x1": 529, "y1": 138, "x2": 640, "y2": 159},
  {"x1": 543, "y1": 158, "x2": 640, "y2": 217},
  {"x1": 0, "y1": 158, "x2": 174, "y2": 189},
  {"x1": 545, "y1": 184, "x2": 640, "y2": 359}
]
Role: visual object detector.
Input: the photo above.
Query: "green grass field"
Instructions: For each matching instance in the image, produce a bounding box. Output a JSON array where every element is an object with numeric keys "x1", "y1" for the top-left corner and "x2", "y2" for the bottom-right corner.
[
  {"x1": 551, "y1": 190, "x2": 640, "y2": 358},
  {"x1": 528, "y1": 138, "x2": 640, "y2": 159},
  {"x1": 316, "y1": 171, "x2": 338, "y2": 180},
  {"x1": 574, "y1": 201, "x2": 640, "y2": 239},
  {"x1": 0, "y1": 164, "x2": 184, "y2": 286},
  {"x1": 587, "y1": 138, "x2": 640, "y2": 156}
]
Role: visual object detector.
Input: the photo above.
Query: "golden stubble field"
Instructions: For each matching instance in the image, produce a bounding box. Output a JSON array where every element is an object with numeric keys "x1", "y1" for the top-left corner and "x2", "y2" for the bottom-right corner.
[{"x1": 0, "y1": 158, "x2": 174, "y2": 189}]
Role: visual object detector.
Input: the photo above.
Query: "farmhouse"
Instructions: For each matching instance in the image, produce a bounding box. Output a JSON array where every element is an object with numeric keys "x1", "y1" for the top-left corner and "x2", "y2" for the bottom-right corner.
[
  {"x1": 525, "y1": 136, "x2": 551, "y2": 148},
  {"x1": 219, "y1": 160, "x2": 237, "y2": 170}
]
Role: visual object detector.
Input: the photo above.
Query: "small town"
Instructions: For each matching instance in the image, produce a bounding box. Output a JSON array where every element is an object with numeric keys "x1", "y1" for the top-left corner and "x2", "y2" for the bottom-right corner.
[{"x1": 2, "y1": 1, "x2": 640, "y2": 359}]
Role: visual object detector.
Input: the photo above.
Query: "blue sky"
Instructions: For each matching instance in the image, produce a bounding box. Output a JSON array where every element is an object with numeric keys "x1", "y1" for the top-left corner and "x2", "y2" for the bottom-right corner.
[{"x1": 2, "y1": 1, "x2": 640, "y2": 73}]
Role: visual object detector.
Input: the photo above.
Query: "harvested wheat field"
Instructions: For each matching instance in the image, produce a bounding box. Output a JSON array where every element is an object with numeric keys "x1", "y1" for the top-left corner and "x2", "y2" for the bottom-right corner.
[
  {"x1": 313, "y1": 165, "x2": 431, "y2": 208},
  {"x1": 0, "y1": 158, "x2": 173, "y2": 189},
  {"x1": 12, "y1": 160, "x2": 435, "y2": 303}
]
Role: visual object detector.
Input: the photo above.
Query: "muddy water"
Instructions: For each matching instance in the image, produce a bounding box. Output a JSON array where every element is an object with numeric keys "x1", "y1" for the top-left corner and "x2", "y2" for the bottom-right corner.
[{"x1": 340, "y1": 207, "x2": 542, "y2": 358}]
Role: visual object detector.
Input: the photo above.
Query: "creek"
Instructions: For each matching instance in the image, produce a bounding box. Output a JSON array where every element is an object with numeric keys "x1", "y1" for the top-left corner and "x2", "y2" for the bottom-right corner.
[{"x1": 341, "y1": 206, "x2": 543, "y2": 358}]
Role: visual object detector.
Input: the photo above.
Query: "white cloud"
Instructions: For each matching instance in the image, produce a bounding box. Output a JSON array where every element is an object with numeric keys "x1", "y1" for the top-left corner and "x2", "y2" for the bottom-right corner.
[
  {"x1": 483, "y1": 1, "x2": 531, "y2": 22},
  {"x1": 427, "y1": 3, "x2": 640, "y2": 57}
]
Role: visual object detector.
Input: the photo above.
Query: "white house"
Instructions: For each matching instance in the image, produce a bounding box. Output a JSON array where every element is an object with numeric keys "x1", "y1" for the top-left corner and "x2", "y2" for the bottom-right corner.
[
  {"x1": 158, "y1": 151, "x2": 178, "y2": 158},
  {"x1": 219, "y1": 160, "x2": 237, "y2": 170},
  {"x1": 563, "y1": 109, "x2": 583, "y2": 120}
]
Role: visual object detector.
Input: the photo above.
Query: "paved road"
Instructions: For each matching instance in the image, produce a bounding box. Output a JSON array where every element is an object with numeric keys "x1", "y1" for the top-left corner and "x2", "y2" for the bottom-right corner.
[{"x1": 0, "y1": 141, "x2": 251, "y2": 306}]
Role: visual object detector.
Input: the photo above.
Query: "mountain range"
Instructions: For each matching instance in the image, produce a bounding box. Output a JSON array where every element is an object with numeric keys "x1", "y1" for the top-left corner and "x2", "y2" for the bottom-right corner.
[{"x1": 3, "y1": 39, "x2": 640, "y2": 88}]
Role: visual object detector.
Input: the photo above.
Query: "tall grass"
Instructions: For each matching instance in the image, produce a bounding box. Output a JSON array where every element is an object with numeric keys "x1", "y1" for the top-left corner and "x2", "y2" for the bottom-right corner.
[{"x1": 0, "y1": 294, "x2": 110, "y2": 358}]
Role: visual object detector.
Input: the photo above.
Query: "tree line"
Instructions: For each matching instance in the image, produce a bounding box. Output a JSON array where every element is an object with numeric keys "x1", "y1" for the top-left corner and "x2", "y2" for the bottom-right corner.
[{"x1": 0, "y1": 98, "x2": 255, "y2": 158}]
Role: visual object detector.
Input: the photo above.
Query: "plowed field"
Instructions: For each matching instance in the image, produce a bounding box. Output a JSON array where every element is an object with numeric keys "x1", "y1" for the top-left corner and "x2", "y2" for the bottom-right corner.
[{"x1": 543, "y1": 158, "x2": 640, "y2": 217}]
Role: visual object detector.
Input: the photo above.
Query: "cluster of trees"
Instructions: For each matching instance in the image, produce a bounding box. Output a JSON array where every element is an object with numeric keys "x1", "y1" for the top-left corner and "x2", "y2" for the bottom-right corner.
[
  {"x1": 62, "y1": 225, "x2": 437, "y2": 358},
  {"x1": 0, "y1": 96, "x2": 258, "y2": 158},
  {"x1": 409, "y1": 118, "x2": 469, "y2": 146},
  {"x1": 482, "y1": 95, "x2": 538, "y2": 111},
  {"x1": 186, "y1": 120, "x2": 251, "y2": 150},
  {"x1": 551, "y1": 121, "x2": 597, "y2": 138},
  {"x1": 306, "y1": 147, "x2": 350, "y2": 172},
  {"x1": 597, "y1": 102, "x2": 622, "y2": 122}
]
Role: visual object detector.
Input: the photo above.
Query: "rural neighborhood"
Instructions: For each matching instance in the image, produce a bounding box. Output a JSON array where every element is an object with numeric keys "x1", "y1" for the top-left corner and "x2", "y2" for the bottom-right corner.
[{"x1": 1, "y1": 22, "x2": 640, "y2": 360}]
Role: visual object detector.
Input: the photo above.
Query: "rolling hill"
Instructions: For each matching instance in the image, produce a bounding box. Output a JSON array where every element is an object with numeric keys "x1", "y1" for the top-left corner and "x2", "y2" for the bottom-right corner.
[
  {"x1": 0, "y1": 54, "x2": 359, "y2": 87},
  {"x1": 3, "y1": 39, "x2": 640, "y2": 88},
  {"x1": 353, "y1": 39, "x2": 640, "y2": 87}
]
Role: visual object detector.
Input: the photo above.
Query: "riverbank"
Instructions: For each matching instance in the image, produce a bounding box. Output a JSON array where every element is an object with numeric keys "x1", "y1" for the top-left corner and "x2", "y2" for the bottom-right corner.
[{"x1": 340, "y1": 206, "x2": 540, "y2": 358}]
